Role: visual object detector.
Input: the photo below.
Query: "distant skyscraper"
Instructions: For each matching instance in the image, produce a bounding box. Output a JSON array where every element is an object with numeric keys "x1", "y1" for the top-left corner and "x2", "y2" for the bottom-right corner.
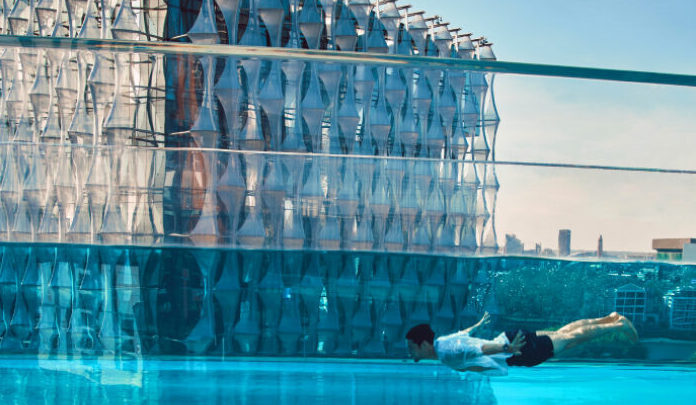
[
  {"x1": 504, "y1": 234, "x2": 524, "y2": 254},
  {"x1": 558, "y1": 229, "x2": 571, "y2": 256},
  {"x1": 598, "y1": 235, "x2": 604, "y2": 257}
]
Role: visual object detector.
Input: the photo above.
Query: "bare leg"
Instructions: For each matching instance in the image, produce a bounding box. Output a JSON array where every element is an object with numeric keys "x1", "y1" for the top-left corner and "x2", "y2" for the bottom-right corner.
[
  {"x1": 556, "y1": 312, "x2": 621, "y2": 334},
  {"x1": 617, "y1": 315, "x2": 639, "y2": 342},
  {"x1": 541, "y1": 318, "x2": 638, "y2": 355}
]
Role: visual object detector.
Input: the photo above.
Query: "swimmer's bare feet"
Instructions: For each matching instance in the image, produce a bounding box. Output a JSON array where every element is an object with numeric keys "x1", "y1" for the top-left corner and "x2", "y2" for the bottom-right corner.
[
  {"x1": 599, "y1": 312, "x2": 621, "y2": 324},
  {"x1": 617, "y1": 316, "x2": 639, "y2": 343}
]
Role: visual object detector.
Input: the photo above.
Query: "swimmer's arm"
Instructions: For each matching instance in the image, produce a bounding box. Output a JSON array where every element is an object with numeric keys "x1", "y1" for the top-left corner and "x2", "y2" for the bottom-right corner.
[
  {"x1": 480, "y1": 343, "x2": 507, "y2": 355},
  {"x1": 456, "y1": 366, "x2": 494, "y2": 373},
  {"x1": 461, "y1": 312, "x2": 490, "y2": 335},
  {"x1": 481, "y1": 331, "x2": 525, "y2": 355}
]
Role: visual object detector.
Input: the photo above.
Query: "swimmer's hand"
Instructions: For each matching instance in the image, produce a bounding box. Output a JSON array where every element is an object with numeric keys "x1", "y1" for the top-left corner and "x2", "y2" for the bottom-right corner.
[
  {"x1": 477, "y1": 312, "x2": 491, "y2": 328},
  {"x1": 508, "y1": 330, "x2": 526, "y2": 355},
  {"x1": 481, "y1": 331, "x2": 526, "y2": 356},
  {"x1": 462, "y1": 312, "x2": 491, "y2": 335}
]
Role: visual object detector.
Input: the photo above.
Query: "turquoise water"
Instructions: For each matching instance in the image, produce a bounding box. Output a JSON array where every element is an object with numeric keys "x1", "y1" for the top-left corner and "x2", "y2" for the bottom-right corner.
[
  {"x1": 1, "y1": 243, "x2": 694, "y2": 360},
  {"x1": 1, "y1": 242, "x2": 693, "y2": 403},
  {"x1": 0, "y1": 357, "x2": 693, "y2": 404}
]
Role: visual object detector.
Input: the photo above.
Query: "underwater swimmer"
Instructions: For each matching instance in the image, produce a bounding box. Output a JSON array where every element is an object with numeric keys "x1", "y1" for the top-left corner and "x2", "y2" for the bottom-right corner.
[{"x1": 406, "y1": 312, "x2": 638, "y2": 375}]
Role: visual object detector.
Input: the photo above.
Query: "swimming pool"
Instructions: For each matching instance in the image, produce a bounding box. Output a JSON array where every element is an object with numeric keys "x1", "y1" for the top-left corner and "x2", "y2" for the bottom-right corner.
[
  {"x1": 1, "y1": 357, "x2": 693, "y2": 404},
  {"x1": 1, "y1": 243, "x2": 693, "y2": 361},
  {"x1": 1, "y1": 2, "x2": 695, "y2": 403}
]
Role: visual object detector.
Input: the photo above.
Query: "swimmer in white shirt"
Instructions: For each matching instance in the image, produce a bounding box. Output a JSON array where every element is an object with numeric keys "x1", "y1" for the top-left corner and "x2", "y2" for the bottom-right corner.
[{"x1": 406, "y1": 312, "x2": 638, "y2": 376}]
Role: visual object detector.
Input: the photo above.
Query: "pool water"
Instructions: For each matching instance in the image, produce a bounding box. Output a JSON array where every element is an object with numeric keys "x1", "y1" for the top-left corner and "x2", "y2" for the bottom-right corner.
[
  {"x1": 1, "y1": 243, "x2": 694, "y2": 361},
  {"x1": 1, "y1": 357, "x2": 693, "y2": 404}
]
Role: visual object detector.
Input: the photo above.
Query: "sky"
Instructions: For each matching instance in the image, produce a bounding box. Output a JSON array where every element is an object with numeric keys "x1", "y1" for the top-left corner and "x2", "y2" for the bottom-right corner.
[{"x1": 409, "y1": 0, "x2": 696, "y2": 252}]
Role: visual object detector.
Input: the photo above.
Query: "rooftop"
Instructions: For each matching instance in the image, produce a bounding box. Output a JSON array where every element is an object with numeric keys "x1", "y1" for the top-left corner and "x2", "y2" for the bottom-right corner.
[{"x1": 652, "y1": 238, "x2": 696, "y2": 251}]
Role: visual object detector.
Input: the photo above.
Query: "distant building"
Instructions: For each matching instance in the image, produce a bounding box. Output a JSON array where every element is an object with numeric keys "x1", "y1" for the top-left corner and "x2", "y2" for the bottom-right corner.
[
  {"x1": 558, "y1": 229, "x2": 571, "y2": 256},
  {"x1": 652, "y1": 238, "x2": 696, "y2": 261},
  {"x1": 504, "y1": 234, "x2": 524, "y2": 254},
  {"x1": 664, "y1": 287, "x2": 696, "y2": 330},
  {"x1": 541, "y1": 248, "x2": 555, "y2": 257},
  {"x1": 597, "y1": 235, "x2": 603, "y2": 258},
  {"x1": 613, "y1": 284, "x2": 646, "y2": 323},
  {"x1": 683, "y1": 243, "x2": 696, "y2": 262}
]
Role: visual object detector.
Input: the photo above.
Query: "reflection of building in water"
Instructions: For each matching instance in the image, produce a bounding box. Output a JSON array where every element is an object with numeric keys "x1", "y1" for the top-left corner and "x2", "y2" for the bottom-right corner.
[
  {"x1": 613, "y1": 284, "x2": 646, "y2": 324},
  {"x1": 664, "y1": 287, "x2": 696, "y2": 331}
]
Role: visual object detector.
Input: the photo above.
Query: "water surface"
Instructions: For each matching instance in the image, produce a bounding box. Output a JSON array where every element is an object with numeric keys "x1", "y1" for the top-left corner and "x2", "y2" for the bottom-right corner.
[{"x1": 1, "y1": 357, "x2": 693, "y2": 404}]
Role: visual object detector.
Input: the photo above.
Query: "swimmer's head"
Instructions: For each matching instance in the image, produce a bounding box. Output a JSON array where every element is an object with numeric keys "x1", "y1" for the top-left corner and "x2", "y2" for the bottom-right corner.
[{"x1": 406, "y1": 324, "x2": 435, "y2": 362}]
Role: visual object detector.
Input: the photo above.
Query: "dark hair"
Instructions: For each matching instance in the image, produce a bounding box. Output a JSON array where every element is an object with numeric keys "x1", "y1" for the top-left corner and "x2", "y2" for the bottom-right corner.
[{"x1": 405, "y1": 324, "x2": 435, "y2": 345}]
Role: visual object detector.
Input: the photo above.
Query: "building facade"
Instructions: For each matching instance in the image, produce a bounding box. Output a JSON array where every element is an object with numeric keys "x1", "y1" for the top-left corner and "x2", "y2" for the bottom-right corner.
[
  {"x1": 0, "y1": 0, "x2": 505, "y2": 357},
  {"x1": 614, "y1": 283, "x2": 646, "y2": 324}
]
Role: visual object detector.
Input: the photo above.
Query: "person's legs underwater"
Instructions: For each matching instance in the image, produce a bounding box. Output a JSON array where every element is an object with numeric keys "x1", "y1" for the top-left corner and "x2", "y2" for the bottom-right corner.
[
  {"x1": 538, "y1": 315, "x2": 638, "y2": 355},
  {"x1": 555, "y1": 312, "x2": 621, "y2": 334}
]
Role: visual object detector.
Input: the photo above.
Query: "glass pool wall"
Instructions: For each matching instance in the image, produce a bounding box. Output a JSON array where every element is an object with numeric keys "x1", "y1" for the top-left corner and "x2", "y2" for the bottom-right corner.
[
  {"x1": 1, "y1": 241, "x2": 696, "y2": 360},
  {"x1": 0, "y1": 0, "x2": 694, "y2": 365},
  {"x1": 0, "y1": 154, "x2": 695, "y2": 360}
]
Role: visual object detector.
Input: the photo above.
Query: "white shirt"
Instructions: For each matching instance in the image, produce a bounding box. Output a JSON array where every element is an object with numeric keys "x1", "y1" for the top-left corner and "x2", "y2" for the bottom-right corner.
[{"x1": 434, "y1": 330, "x2": 512, "y2": 376}]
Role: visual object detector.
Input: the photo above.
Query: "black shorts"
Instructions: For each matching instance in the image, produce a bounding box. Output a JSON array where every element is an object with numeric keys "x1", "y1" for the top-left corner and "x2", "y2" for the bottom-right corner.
[{"x1": 504, "y1": 329, "x2": 554, "y2": 367}]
